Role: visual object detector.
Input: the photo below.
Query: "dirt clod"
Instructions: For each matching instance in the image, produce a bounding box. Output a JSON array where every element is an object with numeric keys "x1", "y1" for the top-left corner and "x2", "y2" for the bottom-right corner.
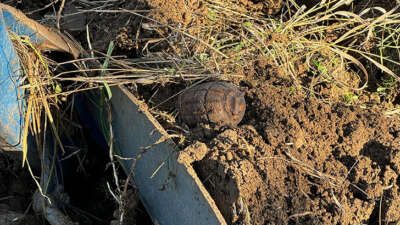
[{"x1": 187, "y1": 80, "x2": 400, "y2": 225}]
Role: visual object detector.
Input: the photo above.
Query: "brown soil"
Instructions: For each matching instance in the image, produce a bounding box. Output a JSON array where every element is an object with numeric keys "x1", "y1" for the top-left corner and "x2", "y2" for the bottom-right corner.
[
  {"x1": 182, "y1": 73, "x2": 400, "y2": 224},
  {"x1": 133, "y1": 62, "x2": 400, "y2": 224},
  {"x1": 147, "y1": 0, "x2": 282, "y2": 28},
  {"x1": 135, "y1": 59, "x2": 400, "y2": 224},
  {"x1": 124, "y1": 0, "x2": 400, "y2": 224}
]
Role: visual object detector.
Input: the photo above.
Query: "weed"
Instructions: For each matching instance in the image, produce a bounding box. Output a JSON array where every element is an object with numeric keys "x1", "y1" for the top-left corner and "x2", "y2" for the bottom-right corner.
[
  {"x1": 342, "y1": 90, "x2": 359, "y2": 105},
  {"x1": 377, "y1": 74, "x2": 397, "y2": 94}
]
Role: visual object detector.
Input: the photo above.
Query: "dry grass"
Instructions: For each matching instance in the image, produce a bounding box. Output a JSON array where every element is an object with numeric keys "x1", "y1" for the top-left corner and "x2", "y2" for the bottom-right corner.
[
  {"x1": 8, "y1": 0, "x2": 400, "y2": 109},
  {"x1": 109, "y1": 0, "x2": 400, "y2": 105},
  {"x1": 10, "y1": 33, "x2": 65, "y2": 166},
  {"x1": 34, "y1": 0, "x2": 400, "y2": 108},
  {"x1": 8, "y1": 32, "x2": 66, "y2": 208}
]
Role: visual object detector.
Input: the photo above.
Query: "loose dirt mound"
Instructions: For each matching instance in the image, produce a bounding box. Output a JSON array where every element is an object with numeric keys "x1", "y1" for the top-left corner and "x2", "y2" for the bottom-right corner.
[{"x1": 184, "y1": 74, "x2": 400, "y2": 224}]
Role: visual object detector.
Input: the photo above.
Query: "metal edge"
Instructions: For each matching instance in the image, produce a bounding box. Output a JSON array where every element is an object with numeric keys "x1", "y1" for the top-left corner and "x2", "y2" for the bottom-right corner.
[{"x1": 111, "y1": 85, "x2": 227, "y2": 225}]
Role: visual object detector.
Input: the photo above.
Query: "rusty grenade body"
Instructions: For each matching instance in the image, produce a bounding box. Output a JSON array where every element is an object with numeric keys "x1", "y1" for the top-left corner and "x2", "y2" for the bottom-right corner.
[{"x1": 177, "y1": 82, "x2": 246, "y2": 128}]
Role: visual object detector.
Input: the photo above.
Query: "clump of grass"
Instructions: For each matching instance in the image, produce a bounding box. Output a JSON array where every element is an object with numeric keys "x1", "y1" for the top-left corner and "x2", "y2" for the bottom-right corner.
[
  {"x1": 7, "y1": 32, "x2": 69, "y2": 212},
  {"x1": 10, "y1": 33, "x2": 65, "y2": 167}
]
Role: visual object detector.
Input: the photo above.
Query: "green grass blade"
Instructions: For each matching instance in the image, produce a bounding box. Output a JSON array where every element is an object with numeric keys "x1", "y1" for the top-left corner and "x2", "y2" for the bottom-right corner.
[{"x1": 101, "y1": 41, "x2": 114, "y2": 100}]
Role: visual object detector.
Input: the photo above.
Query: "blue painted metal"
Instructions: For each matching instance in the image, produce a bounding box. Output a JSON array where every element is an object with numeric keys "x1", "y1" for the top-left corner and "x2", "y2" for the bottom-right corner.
[
  {"x1": 76, "y1": 86, "x2": 227, "y2": 225},
  {"x1": 0, "y1": 8, "x2": 45, "y2": 148},
  {"x1": 110, "y1": 86, "x2": 226, "y2": 225},
  {"x1": 0, "y1": 9, "x2": 23, "y2": 148},
  {"x1": 2, "y1": 10, "x2": 44, "y2": 42},
  {"x1": 74, "y1": 92, "x2": 109, "y2": 149}
]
